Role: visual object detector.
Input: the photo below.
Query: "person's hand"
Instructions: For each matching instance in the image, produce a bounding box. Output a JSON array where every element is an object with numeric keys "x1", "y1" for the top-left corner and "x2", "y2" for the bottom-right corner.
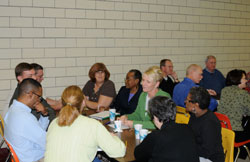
[
  {"x1": 110, "y1": 132, "x2": 117, "y2": 136},
  {"x1": 34, "y1": 103, "x2": 48, "y2": 116},
  {"x1": 207, "y1": 89, "x2": 217, "y2": 96},
  {"x1": 117, "y1": 115, "x2": 128, "y2": 123},
  {"x1": 170, "y1": 71, "x2": 179, "y2": 82},
  {"x1": 123, "y1": 120, "x2": 133, "y2": 128}
]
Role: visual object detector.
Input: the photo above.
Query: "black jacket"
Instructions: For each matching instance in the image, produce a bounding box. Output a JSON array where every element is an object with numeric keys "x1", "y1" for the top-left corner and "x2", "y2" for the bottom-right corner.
[
  {"x1": 134, "y1": 121, "x2": 199, "y2": 162},
  {"x1": 114, "y1": 85, "x2": 142, "y2": 115}
]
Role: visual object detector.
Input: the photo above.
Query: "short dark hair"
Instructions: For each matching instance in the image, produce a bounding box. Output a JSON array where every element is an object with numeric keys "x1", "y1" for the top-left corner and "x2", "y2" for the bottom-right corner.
[
  {"x1": 129, "y1": 69, "x2": 142, "y2": 84},
  {"x1": 15, "y1": 62, "x2": 33, "y2": 78},
  {"x1": 149, "y1": 96, "x2": 176, "y2": 123},
  {"x1": 189, "y1": 87, "x2": 210, "y2": 110},
  {"x1": 18, "y1": 78, "x2": 41, "y2": 98},
  {"x1": 226, "y1": 69, "x2": 246, "y2": 86},
  {"x1": 160, "y1": 59, "x2": 172, "y2": 68},
  {"x1": 30, "y1": 63, "x2": 43, "y2": 73},
  {"x1": 88, "y1": 63, "x2": 110, "y2": 82}
]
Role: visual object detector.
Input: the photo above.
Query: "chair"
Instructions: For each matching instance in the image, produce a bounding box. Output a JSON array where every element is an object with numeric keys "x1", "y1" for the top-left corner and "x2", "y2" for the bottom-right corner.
[
  {"x1": 176, "y1": 106, "x2": 187, "y2": 114},
  {"x1": 5, "y1": 139, "x2": 19, "y2": 162},
  {"x1": 214, "y1": 112, "x2": 250, "y2": 162},
  {"x1": 221, "y1": 127, "x2": 235, "y2": 162},
  {"x1": 175, "y1": 106, "x2": 190, "y2": 124},
  {"x1": 0, "y1": 114, "x2": 19, "y2": 162},
  {"x1": 0, "y1": 114, "x2": 4, "y2": 137}
]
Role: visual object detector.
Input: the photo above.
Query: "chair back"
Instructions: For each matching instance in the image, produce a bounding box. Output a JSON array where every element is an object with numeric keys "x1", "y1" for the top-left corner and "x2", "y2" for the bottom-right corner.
[
  {"x1": 5, "y1": 139, "x2": 19, "y2": 162},
  {"x1": 221, "y1": 127, "x2": 235, "y2": 162},
  {"x1": 176, "y1": 106, "x2": 187, "y2": 114},
  {"x1": 214, "y1": 112, "x2": 232, "y2": 130},
  {"x1": 0, "y1": 114, "x2": 4, "y2": 137},
  {"x1": 175, "y1": 106, "x2": 190, "y2": 124}
]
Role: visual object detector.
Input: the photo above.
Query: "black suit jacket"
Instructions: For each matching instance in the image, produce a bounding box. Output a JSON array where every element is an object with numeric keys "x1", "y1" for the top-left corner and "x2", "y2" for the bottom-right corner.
[
  {"x1": 159, "y1": 76, "x2": 179, "y2": 97},
  {"x1": 134, "y1": 121, "x2": 199, "y2": 162},
  {"x1": 114, "y1": 85, "x2": 142, "y2": 115}
]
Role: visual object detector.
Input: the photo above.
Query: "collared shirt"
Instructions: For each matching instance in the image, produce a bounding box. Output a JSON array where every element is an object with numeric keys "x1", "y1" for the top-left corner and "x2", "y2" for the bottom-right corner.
[
  {"x1": 4, "y1": 100, "x2": 49, "y2": 162},
  {"x1": 200, "y1": 68, "x2": 225, "y2": 95},
  {"x1": 173, "y1": 77, "x2": 217, "y2": 111}
]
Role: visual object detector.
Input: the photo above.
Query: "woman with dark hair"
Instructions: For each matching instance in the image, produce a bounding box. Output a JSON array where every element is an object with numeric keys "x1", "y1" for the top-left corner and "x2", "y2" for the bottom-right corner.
[
  {"x1": 134, "y1": 96, "x2": 199, "y2": 162},
  {"x1": 186, "y1": 87, "x2": 224, "y2": 162},
  {"x1": 45, "y1": 86, "x2": 125, "y2": 162},
  {"x1": 218, "y1": 69, "x2": 250, "y2": 159},
  {"x1": 82, "y1": 63, "x2": 116, "y2": 111},
  {"x1": 114, "y1": 69, "x2": 143, "y2": 115}
]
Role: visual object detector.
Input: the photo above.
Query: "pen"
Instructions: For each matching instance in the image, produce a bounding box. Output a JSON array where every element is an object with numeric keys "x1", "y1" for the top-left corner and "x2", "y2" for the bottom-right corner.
[{"x1": 104, "y1": 121, "x2": 110, "y2": 125}]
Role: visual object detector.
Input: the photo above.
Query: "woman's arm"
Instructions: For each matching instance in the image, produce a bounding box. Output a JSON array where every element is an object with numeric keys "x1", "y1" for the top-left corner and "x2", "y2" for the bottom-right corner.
[{"x1": 85, "y1": 95, "x2": 113, "y2": 110}]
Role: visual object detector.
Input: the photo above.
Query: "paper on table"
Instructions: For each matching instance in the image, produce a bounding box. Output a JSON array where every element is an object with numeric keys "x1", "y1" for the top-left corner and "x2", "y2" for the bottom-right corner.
[
  {"x1": 89, "y1": 111, "x2": 109, "y2": 120},
  {"x1": 89, "y1": 111, "x2": 120, "y2": 120},
  {"x1": 108, "y1": 123, "x2": 130, "y2": 130}
]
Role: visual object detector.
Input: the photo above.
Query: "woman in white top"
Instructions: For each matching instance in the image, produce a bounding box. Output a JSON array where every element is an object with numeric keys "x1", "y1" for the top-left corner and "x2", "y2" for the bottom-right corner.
[{"x1": 45, "y1": 86, "x2": 125, "y2": 162}]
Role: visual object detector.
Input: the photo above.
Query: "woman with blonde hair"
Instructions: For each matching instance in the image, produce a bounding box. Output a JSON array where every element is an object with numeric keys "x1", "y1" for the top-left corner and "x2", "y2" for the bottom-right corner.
[
  {"x1": 119, "y1": 66, "x2": 170, "y2": 129},
  {"x1": 45, "y1": 85, "x2": 125, "y2": 162}
]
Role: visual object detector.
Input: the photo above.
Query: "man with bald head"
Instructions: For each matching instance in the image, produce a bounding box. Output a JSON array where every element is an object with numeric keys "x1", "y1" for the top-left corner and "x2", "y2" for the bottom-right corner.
[{"x1": 173, "y1": 64, "x2": 217, "y2": 111}]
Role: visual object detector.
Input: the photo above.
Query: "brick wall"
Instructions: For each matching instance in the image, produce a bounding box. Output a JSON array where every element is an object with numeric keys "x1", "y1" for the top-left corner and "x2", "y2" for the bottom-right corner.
[{"x1": 1, "y1": 0, "x2": 250, "y2": 114}]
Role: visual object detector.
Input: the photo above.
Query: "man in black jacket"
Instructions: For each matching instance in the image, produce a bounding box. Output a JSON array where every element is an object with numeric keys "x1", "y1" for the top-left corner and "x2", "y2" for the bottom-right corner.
[{"x1": 159, "y1": 59, "x2": 179, "y2": 97}]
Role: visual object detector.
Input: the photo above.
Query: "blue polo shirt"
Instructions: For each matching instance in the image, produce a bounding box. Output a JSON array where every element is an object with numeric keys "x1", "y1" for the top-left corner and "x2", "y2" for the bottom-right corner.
[{"x1": 173, "y1": 77, "x2": 218, "y2": 111}]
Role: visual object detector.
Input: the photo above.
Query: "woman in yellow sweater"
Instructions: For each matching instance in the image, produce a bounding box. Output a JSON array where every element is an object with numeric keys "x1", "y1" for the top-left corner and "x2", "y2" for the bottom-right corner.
[{"x1": 45, "y1": 86, "x2": 125, "y2": 162}]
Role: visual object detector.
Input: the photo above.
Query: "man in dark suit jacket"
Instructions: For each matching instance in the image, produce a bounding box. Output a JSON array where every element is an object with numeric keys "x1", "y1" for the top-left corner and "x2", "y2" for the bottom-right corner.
[{"x1": 159, "y1": 59, "x2": 179, "y2": 97}]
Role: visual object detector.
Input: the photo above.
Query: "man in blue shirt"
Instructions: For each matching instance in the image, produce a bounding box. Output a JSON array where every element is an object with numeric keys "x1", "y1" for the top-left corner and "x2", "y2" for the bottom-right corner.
[
  {"x1": 173, "y1": 64, "x2": 218, "y2": 111},
  {"x1": 4, "y1": 78, "x2": 49, "y2": 162},
  {"x1": 200, "y1": 55, "x2": 225, "y2": 99}
]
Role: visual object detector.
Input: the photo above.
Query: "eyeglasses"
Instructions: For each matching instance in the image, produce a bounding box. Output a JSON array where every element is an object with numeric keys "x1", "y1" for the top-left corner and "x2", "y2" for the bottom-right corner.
[
  {"x1": 95, "y1": 70, "x2": 104, "y2": 74},
  {"x1": 185, "y1": 99, "x2": 195, "y2": 104},
  {"x1": 32, "y1": 92, "x2": 44, "y2": 102}
]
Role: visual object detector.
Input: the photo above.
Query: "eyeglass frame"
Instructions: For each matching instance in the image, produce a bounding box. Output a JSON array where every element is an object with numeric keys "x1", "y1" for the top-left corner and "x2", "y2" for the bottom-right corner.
[{"x1": 32, "y1": 92, "x2": 44, "y2": 102}]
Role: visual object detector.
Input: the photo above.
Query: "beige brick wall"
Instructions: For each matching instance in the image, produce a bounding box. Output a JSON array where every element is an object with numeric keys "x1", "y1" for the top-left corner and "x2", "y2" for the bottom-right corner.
[{"x1": 1, "y1": 0, "x2": 250, "y2": 114}]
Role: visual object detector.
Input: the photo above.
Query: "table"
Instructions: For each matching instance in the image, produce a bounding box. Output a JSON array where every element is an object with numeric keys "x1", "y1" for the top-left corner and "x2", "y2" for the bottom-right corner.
[{"x1": 83, "y1": 108, "x2": 137, "y2": 162}]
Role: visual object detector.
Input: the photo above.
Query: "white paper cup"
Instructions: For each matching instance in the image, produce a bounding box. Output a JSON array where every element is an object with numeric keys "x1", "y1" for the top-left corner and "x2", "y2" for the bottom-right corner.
[
  {"x1": 114, "y1": 120, "x2": 122, "y2": 132},
  {"x1": 139, "y1": 129, "x2": 148, "y2": 142},
  {"x1": 134, "y1": 124, "x2": 142, "y2": 139},
  {"x1": 109, "y1": 109, "x2": 116, "y2": 122}
]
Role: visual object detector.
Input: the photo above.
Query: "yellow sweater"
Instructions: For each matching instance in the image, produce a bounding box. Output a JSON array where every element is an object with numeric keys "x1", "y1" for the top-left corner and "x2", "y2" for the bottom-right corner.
[{"x1": 45, "y1": 115, "x2": 126, "y2": 162}]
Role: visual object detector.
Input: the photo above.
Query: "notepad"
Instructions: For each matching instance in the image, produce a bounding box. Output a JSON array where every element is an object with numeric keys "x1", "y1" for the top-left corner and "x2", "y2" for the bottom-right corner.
[{"x1": 89, "y1": 111, "x2": 110, "y2": 120}]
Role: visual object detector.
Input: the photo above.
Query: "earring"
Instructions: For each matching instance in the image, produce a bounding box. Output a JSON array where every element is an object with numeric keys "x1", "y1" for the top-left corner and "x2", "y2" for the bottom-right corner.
[{"x1": 192, "y1": 108, "x2": 196, "y2": 113}]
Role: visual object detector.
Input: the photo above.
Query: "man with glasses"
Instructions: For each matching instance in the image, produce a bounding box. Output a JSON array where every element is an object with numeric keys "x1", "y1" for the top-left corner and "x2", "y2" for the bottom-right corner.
[
  {"x1": 5, "y1": 63, "x2": 55, "y2": 125},
  {"x1": 31, "y1": 63, "x2": 62, "y2": 111},
  {"x1": 199, "y1": 55, "x2": 225, "y2": 99},
  {"x1": 173, "y1": 64, "x2": 218, "y2": 111},
  {"x1": 4, "y1": 78, "x2": 49, "y2": 162},
  {"x1": 159, "y1": 59, "x2": 179, "y2": 97}
]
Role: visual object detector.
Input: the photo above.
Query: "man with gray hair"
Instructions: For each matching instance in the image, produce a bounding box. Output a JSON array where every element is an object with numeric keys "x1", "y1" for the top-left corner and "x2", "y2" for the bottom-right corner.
[
  {"x1": 199, "y1": 55, "x2": 225, "y2": 99},
  {"x1": 173, "y1": 64, "x2": 217, "y2": 111}
]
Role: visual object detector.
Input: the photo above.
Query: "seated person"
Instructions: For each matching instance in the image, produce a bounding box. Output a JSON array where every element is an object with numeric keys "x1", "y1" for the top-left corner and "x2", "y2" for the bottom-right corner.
[
  {"x1": 119, "y1": 66, "x2": 170, "y2": 129},
  {"x1": 31, "y1": 63, "x2": 62, "y2": 111},
  {"x1": 4, "y1": 78, "x2": 49, "y2": 162},
  {"x1": 134, "y1": 96, "x2": 199, "y2": 162},
  {"x1": 82, "y1": 63, "x2": 116, "y2": 111},
  {"x1": 45, "y1": 85, "x2": 125, "y2": 162},
  {"x1": 244, "y1": 71, "x2": 250, "y2": 93},
  {"x1": 6, "y1": 62, "x2": 55, "y2": 125},
  {"x1": 186, "y1": 87, "x2": 224, "y2": 162},
  {"x1": 173, "y1": 64, "x2": 217, "y2": 111},
  {"x1": 114, "y1": 69, "x2": 143, "y2": 115},
  {"x1": 218, "y1": 69, "x2": 250, "y2": 159},
  {"x1": 200, "y1": 55, "x2": 225, "y2": 99},
  {"x1": 159, "y1": 59, "x2": 180, "y2": 97}
]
